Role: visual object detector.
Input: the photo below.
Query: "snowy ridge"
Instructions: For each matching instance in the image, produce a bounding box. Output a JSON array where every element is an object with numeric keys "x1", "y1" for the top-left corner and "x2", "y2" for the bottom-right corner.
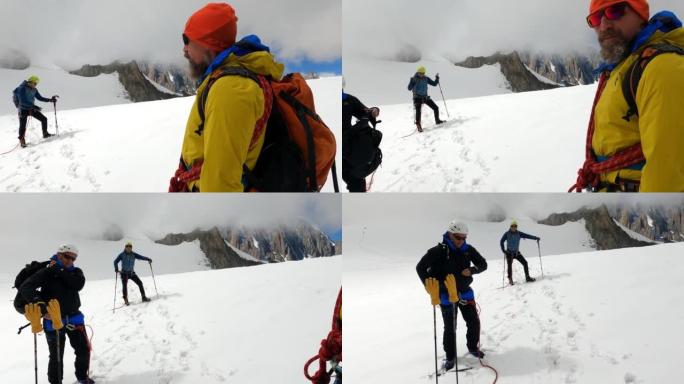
[
  {"x1": 224, "y1": 239, "x2": 265, "y2": 263},
  {"x1": 345, "y1": 215, "x2": 684, "y2": 383},
  {"x1": 612, "y1": 219, "x2": 658, "y2": 244},
  {"x1": 0, "y1": 257, "x2": 341, "y2": 383},
  {"x1": 524, "y1": 64, "x2": 562, "y2": 86},
  {"x1": 142, "y1": 74, "x2": 182, "y2": 96},
  {"x1": 0, "y1": 76, "x2": 341, "y2": 192}
]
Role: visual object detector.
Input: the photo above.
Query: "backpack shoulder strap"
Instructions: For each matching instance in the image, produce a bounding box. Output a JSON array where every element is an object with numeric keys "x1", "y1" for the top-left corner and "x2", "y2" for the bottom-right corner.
[
  {"x1": 622, "y1": 42, "x2": 684, "y2": 122},
  {"x1": 195, "y1": 66, "x2": 264, "y2": 136}
]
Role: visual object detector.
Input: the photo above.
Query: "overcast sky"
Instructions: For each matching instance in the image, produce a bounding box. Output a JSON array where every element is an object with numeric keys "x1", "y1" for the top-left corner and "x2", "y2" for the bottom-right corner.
[
  {"x1": 0, "y1": 194, "x2": 341, "y2": 241},
  {"x1": 0, "y1": 0, "x2": 340, "y2": 70},
  {"x1": 344, "y1": 194, "x2": 684, "y2": 227},
  {"x1": 344, "y1": 0, "x2": 684, "y2": 60}
]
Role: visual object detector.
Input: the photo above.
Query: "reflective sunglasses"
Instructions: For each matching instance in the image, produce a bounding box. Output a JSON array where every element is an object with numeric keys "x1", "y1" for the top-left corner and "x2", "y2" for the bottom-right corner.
[
  {"x1": 511, "y1": 225, "x2": 518, "y2": 228},
  {"x1": 63, "y1": 253, "x2": 77, "y2": 261},
  {"x1": 453, "y1": 235, "x2": 467, "y2": 241},
  {"x1": 182, "y1": 34, "x2": 189, "y2": 45},
  {"x1": 586, "y1": 2, "x2": 628, "y2": 28}
]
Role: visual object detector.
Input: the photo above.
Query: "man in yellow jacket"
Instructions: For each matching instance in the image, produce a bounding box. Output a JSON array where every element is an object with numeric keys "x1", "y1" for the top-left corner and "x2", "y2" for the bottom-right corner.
[
  {"x1": 571, "y1": 0, "x2": 684, "y2": 192},
  {"x1": 170, "y1": 3, "x2": 284, "y2": 192}
]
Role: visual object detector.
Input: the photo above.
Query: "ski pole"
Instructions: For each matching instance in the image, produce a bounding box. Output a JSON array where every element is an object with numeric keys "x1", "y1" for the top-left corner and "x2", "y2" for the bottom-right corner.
[
  {"x1": 34, "y1": 333, "x2": 38, "y2": 384},
  {"x1": 18, "y1": 322, "x2": 31, "y2": 334},
  {"x1": 52, "y1": 98, "x2": 59, "y2": 136},
  {"x1": 437, "y1": 75, "x2": 450, "y2": 119},
  {"x1": 55, "y1": 328, "x2": 61, "y2": 383},
  {"x1": 453, "y1": 303, "x2": 459, "y2": 384},
  {"x1": 112, "y1": 272, "x2": 118, "y2": 313},
  {"x1": 149, "y1": 261, "x2": 159, "y2": 296},
  {"x1": 502, "y1": 255, "x2": 506, "y2": 289},
  {"x1": 537, "y1": 240, "x2": 544, "y2": 278},
  {"x1": 432, "y1": 305, "x2": 439, "y2": 384}
]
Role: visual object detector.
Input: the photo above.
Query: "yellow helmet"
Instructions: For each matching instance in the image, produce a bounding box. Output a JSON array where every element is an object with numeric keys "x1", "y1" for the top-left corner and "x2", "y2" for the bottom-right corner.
[
  {"x1": 510, "y1": 220, "x2": 518, "y2": 227},
  {"x1": 27, "y1": 75, "x2": 40, "y2": 84},
  {"x1": 416, "y1": 66, "x2": 426, "y2": 74},
  {"x1": 125, "y1": 241, "x2": 133, "y2": 248}
]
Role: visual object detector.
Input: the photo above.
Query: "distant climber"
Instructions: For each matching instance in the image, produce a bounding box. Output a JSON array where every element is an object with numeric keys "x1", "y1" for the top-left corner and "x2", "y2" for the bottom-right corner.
[
  {"x1": 407, "y1": 66, "x2": 444, "y2": 132},
  {"x1": 114, "y1": 242, "x2": 152, "y2": 305},
  {"x1": 500, "y1": 221, "x2": 540, "y2": 284},
  {"x1": 12, "y1": 75, "x2": 58, "y2": 147}
]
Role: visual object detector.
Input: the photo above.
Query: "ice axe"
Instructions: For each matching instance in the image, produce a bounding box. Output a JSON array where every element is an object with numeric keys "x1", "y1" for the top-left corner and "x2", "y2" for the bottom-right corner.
[{"x1": 149, "y1": 261, "x2": 159, "y2": 296}]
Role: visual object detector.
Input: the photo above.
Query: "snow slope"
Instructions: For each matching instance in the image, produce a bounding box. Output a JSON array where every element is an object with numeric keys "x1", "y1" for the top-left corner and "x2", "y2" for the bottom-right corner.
[
  {"x1": 0, "y1": 76, "x2": 342, "y2": 192},
  {"x1": 344, "y1": 212, "x2": 683, "y2": 383},
  {"x1": 1, "y1": 66, "x2": 130, "y2": 115},
  {"x1": 363, "y1": 85, "x2": 594, "y2": 192},
  {"x1": 344, "y1": 57, "x2": 511, "y2": 106},
  {"x1": 0, "y1": 256, "x2": 341, "y2": 383}
]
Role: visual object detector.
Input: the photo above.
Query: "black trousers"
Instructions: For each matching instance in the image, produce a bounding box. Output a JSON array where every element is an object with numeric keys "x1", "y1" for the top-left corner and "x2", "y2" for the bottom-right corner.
[
  {"x1": 413, "y1": 96, "x2": 439, "y2": 125},
  {"x1": 121, "y1": 271, "x2": 147, "y2": 300},
  {"x1": 46, "y1": 326, "x2": 91, "y2": 383},
  {"x1": 341, "y1": 160, "x2": 367, "y2": 192},
  {"x1": 440, "y1": 302, "x2": 480, "y2": 360},
  {"x1": 18, "y1": 109, "x2": 48, "y2": 139},
  {"x1": 506, "y1": 251, "x2": 530, "y2": 279}
]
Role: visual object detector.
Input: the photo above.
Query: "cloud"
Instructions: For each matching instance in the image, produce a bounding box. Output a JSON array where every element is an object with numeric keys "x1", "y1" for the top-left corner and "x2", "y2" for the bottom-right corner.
[
  {"x1": 0, "y1": 194, "x2": 342, "y2": 240},
  {"x1": 343, "y1": 0, "x2": 684, "y2": 60},
  {"x1": 343, "y1": 194, "x2": 684, "y2": 226},
  {"x1": 0, "y1": 0, "x2": 340, "y2": 69}
]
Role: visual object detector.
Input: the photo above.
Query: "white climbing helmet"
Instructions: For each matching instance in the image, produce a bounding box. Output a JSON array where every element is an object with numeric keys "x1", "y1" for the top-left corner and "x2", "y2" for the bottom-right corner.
[
  {"x1": 447, "y1": 220, "x2": 468, "y2": 235},
  {"x1": 57, "y1": 244, "x2": 79, "y2": 256}
]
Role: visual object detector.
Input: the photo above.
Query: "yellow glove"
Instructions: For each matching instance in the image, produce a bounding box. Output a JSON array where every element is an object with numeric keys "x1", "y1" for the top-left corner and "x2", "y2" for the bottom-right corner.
[
  {"x1": 47, "y1": 299, "x2": 63, "y2": 330},
  {"x1": 24, "y1": 303, "x2": 44, "y2": 334},
  {"x1": 425, "y1": 277, "x2": 440, "y2": 306},
  {"x1": 445, "y1": 274, "x2": 459, "y2": 304}
]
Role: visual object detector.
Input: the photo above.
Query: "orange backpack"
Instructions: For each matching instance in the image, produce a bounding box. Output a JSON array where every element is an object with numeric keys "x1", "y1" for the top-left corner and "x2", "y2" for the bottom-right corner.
[{"x1": 198, "y1": 68, "x2": 338, "y2": 192}]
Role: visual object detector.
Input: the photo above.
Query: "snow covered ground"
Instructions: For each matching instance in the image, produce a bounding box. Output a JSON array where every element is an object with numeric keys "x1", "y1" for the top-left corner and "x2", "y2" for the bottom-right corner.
[
  {"x1": 343, "y1": 57, "x2": 511, "y2": 106},
  {"x1": 0, "y1": 253, "x2": 341, "y2": 383},
  {"x1": 1, "y1": 66, "x2": 130, "y2": 115},
  {"x1": 361, "y1": 85, "x2": 593, "y2": 192},
  {"x1": 343, "y1": 197, "x2": 683, "y2": 383},
  {"x1": 0, "y1": 76, "x2": 342, "y2": 192}
]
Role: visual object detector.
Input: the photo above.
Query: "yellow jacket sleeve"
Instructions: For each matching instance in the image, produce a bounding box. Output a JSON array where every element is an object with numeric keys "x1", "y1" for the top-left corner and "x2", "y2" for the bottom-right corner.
[
  {"x1": 199, "y1": 76, "x2": 265, "y2": 192},
  {"x1": 637, "y1": 54, "x2": 684, "y2": 192}
]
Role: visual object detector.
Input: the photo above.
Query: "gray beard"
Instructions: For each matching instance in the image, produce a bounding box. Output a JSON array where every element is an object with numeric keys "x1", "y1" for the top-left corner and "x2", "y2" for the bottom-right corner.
[{"x1": 600, "y1": 41, "x2": 629, "y2": 64}]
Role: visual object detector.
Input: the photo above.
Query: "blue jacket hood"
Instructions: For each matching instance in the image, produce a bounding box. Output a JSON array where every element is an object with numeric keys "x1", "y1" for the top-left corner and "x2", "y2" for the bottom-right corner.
[
  {"x1": 443, "y1": 232, "x2": 470, "y2": 253},
  {"x1": 199, "y1": 34, "x2": 271, "y2": 84}
]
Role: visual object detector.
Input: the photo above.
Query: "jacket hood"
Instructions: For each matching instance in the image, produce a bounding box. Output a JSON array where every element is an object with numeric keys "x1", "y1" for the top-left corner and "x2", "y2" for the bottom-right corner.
[{"x1": 198, "y1": 34, "x2": 284, "y2": 85}]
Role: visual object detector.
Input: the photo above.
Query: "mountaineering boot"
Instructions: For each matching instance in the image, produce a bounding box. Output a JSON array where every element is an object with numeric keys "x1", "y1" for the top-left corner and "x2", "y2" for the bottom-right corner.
[
  {"x1": 77, "y1": 378, "x2": 95, "y2": 384},
  {"x1": 43, "y1": 132, "x2": 54, "y2": 139},
  {"x1": 526, "y1": 276, "x2": 536, "y2": 282},
  {"x1": 508, "y1": 278, "x2": 515, "y2": 285},
  {"x1": 440, "y1": 358, "x2": 455, "y2": 372},
  {"x1": 416, "y1": 122, "x2": 423, "y2": 133},
  {"x1": 142, "y1": 297, "x2": 151, "y2": 302},
  {"x1": 468, "y1": 349, "x2": 485, "y2": 358},
  {"x1": 124, "y1": 297, "x2": 130, "y2": 306},
  {"x1": 19, "y1": 137, "x2": 27, "y2": 148},
  {"x1": 436, "y1": 119, "x2": 445, "y2": 124}
]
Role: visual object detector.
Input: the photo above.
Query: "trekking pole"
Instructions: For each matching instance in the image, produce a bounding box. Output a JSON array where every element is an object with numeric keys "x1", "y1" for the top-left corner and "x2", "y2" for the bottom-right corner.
[
  {"x1": 33, "y1": 333, "x2": 38, "y2": 384},
  {"x1": 437, "y1": 74, "x2": 450, "y2": 119},
  {"x1": 52, "y1": 98, "x2": 59, "y2": 136},
  {"x1": 112, "y1": 272, "x2": 118, "y2": 313},
  {"x1": 446, "y1": 274, "x2": 459, "y2": 384},
  {"x1": 149, "y1": 261, "x2": 159, "y2": 296},
  {"x1": 537, "y1": 240, "x2": 544, "y2": 278},
  {"x1": 502, "y1": 256, "x2": 506, "y2": 289},
  {"x1": 426, "y1": 278, "x2": 441, "y2": 384}
]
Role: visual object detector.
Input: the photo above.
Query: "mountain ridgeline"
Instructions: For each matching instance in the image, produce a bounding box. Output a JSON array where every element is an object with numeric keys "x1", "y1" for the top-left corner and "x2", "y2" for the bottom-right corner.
[{"x1": 156, "y1": 221, "x2": 336, "y2": 268}]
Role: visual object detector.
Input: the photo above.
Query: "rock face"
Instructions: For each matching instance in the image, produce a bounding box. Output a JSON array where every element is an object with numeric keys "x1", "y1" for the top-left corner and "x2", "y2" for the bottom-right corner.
[
  {"x1": 0, "y1": 48, "x2": 30, "y2": 70},
  {"x1": 156, "y1": 227, "x2": 260, "y2": 269},
  {"x1": 613, "y1": 205, "x2": 684, "y2": 242},
  {"x1": 224, "y1": 221, "x2": 336, "y2": 262},
  {"x1": 334, "y1": 240, "x2": 342, "y2": 255},
  {"x1": 518, "y1": 52, "x2": 601, "y2": 86},
  {"x1": 539, "y1": 205, "x2": 653, "y2": 250},
  {"x1": 155, "y1": 221, "x2": 336, "y2": 268},
  {"x1": 69, "y1": 61, "x2": 179, "y2": 102},
  {"x1": 454, "y1": 51, "x2": 559, "y2": 92},
  {"x1": 138, "y1": 62, "x2": 196, "y2": 96}
]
